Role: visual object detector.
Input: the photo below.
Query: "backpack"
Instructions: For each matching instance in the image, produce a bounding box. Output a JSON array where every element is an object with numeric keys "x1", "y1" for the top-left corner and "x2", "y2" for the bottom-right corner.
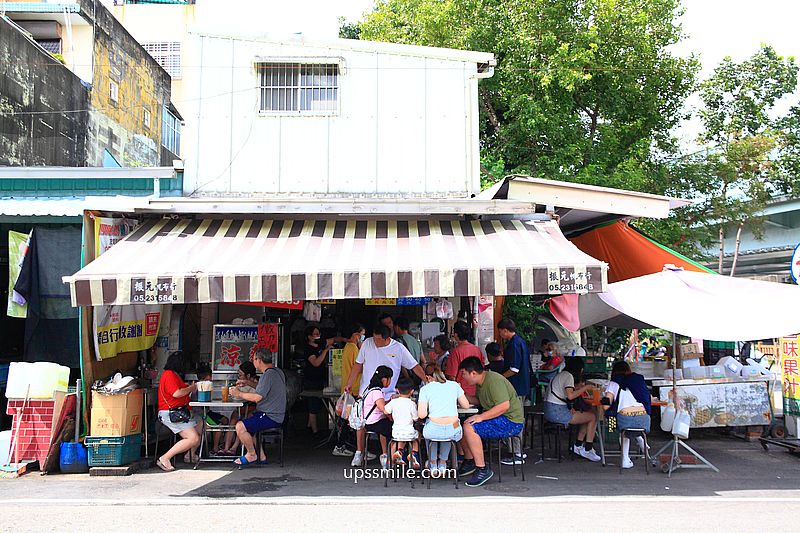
[{"x1": 348, "y1": 387, "x2": 381, "y2": 430}]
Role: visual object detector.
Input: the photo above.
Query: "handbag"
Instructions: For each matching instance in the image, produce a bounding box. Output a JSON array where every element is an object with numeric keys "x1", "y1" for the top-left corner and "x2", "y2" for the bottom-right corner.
[{"x1": 161, "y1": 384, "x2": 192, "y2": 423}]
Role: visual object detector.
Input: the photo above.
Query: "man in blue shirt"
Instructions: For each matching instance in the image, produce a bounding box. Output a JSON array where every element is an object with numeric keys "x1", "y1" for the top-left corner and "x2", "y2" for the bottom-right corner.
[{"x1": 498, "y1": 317, "x2": 530, "y2": 465}]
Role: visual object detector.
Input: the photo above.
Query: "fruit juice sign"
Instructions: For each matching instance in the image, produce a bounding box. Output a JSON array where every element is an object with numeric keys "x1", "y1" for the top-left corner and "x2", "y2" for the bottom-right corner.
[{"x1": 782, "y1": 336, "x2": 800, "y2": 416}]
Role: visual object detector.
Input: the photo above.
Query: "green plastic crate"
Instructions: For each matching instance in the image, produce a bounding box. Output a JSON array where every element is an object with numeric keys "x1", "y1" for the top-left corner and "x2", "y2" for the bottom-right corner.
[
  {"x1": 86, "y1": 434, "x2": 142, "y2": 467},
  {"x1": 584, "y1": 356, "x2": 609, "y2": 374}
]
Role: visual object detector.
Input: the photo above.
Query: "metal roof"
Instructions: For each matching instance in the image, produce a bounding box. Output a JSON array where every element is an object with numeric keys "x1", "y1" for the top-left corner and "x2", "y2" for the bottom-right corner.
[
  {"x1": 477, "y1": 175, "x2": 689, "y2": 232},
  {"x1": 0, "y1": 197, "x2": 86, "y2": 217},
  {"x1": 190, "y1": 31, "x2": 496, "y2": 65}
]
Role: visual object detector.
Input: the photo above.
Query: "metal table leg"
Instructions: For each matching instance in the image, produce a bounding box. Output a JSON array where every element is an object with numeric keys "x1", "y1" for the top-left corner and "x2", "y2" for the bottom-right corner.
[{"x1": 194, "y1": 405, "x2": 207, "y2": 470}]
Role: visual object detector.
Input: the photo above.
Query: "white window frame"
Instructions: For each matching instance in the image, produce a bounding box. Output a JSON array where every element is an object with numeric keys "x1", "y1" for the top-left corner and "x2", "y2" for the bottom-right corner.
[
  {"x1": 162, "y1": 106, "x2": 181, "y2": 155},
  {"x1": 255, "y1": 58, "x2": 343, "y2": 116},
  {"x1": 143, "y1": 41, "x2": 182, "y2": 79},
  {"x1": 109, "y1": 80, "x2": 119, "y2": 104},
  {"x1": 143, "y1": 108, "x2": 151, "y2": 129}
]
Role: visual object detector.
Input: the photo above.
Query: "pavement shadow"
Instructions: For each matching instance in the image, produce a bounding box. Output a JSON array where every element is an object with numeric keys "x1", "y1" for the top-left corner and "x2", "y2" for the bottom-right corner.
[{"x1": 174, "y1": 429, "x2": 800, "y2": 498}]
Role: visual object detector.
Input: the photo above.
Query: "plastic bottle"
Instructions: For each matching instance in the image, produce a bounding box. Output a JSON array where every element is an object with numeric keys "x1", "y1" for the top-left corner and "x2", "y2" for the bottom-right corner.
[{"x1": 660, "y1": 402, "x2": 676, "y2": 432}]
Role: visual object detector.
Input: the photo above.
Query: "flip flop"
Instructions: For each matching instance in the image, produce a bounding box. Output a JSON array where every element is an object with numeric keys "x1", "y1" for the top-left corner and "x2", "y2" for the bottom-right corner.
[
  {"x1": 156, "y1": 458, "x2": 175, "y2": 472},
  {"x1": 234, "y1": 456, "x2": 254, "y2": 467}
]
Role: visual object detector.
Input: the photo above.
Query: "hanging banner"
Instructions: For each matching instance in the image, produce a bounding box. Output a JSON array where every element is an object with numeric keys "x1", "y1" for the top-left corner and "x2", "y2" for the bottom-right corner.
[
  {"x1": 7, "y1": 231, "x2": 29, "y2": 318},
  {"x1": 782, "y1": 336, "x2": 800, "y2": 416},
  {"x1": 257, "y1": 323, "x2": 279, "y2": 353},
  {"x1": 92, "y1": 217, "x2": 161, "y2": 360},
  {"x1": 94, "y1": 305, "x2": 161, "y2": 360},
  {"x1": 95, "y1": 217, "x2": 137, "y2": 257}
]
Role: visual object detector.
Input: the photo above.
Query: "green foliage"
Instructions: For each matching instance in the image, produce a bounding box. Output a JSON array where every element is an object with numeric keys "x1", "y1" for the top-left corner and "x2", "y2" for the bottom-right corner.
[
  {"x1": 50, "y1": 53, "x2": 66, "y2": 65},
  {"x1": 338, "y1": 17, "x2": 362, "y2": 39},
  {"x1": 359, "y1": 0, "x2": 698, "y2": 195},
  {"x1": 686, "y1": 46, "x2": 799, "y2": 269},
  {"x1": 501, "y1": 296, "x2": 546, "y2": 342}
]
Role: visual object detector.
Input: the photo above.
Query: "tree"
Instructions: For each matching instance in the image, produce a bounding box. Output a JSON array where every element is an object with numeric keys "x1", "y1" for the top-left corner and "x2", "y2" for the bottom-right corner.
[
  {"x1": 692, "y1": 45, "x2": 798, "y2": 274},
  {"x1": 356, "y1": 0, "x2": 699, "y2": 195}
]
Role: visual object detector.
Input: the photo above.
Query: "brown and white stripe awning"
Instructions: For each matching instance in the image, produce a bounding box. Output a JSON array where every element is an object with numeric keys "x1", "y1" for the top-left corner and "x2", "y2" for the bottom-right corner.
[{"x1": 64, "y1": 218, "x2": 608, "y2": 306}]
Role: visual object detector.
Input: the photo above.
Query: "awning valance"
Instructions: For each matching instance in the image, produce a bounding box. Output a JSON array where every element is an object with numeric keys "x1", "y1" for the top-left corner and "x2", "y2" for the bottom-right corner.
[{"x1": 64, "y1": 218, "x2": 608, "y2": 306}]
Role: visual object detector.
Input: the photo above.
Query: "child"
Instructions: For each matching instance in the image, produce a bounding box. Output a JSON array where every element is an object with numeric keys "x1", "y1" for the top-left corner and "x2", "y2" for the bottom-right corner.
[
  {"x1": 384, "y1": 378, "x2": 421, "y2": 469},
  {"x1": 362, "y1": 365, "x2": 394, "y2": 469},
  {"x1": 196, "y1": 364, "x2": 229, "y2": 455},
  {"x1": 484, "y1": 342, "x2": 505, "y2": 374},
  {"x1": 221, "y1": 361, "x2": 258, "y2": 455}
]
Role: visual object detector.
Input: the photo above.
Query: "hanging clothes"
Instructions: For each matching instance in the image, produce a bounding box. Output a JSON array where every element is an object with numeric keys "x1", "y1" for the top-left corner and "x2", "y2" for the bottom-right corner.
[{"x1": 14, "y1": 226, "x2": 81, "y2": 366}]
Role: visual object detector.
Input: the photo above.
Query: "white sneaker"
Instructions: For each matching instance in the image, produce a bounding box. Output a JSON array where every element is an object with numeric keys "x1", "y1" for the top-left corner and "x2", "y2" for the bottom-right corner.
[
  {"x1": 379, "y1": 453, "x2": 389, "y2": 469},
  {"x1": 572, "y1": 444, "x2": 583, "y2": 456},
  {"x1": 366, "y1": 451, "x2": 377, "y2": 460},
  {"x1": 351, "y1": 451, "x2": 363, "y2": 467},
  {"x1": 622, "y1": 458, "x2": 634, "y2": 469},
  {"x1": 437, "y1": 463, "x2": 449, "y2": 476},
  {"x1": 332, "y1": 446, "x2": 354, "y2": 457},
  {"x1": 579, "y1": 447, "x2": 602, "y2": 462}
]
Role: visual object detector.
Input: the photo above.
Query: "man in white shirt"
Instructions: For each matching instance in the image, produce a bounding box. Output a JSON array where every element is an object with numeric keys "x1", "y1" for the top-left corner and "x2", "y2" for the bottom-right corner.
[{"x1": 344, "y1": 323, "x2": 427, "y2": 466}]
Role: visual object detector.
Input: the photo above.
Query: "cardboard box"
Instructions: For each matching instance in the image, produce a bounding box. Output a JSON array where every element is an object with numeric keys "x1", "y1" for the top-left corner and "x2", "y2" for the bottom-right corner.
[
  {"x1": 90, "y1": 389, "x2": 143, "y2": 437},
  {"x1": 680, "y1": 343, "x2": 702, "y2": 356}
]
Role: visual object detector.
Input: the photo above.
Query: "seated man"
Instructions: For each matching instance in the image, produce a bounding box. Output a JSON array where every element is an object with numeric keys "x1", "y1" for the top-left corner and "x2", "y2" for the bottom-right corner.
[
  {"x1": 229, "y1": 348, "x2": 286, "y2": 466},
  {"x1": 457, "y1": 356, "x2": 524, "y2": 487}
]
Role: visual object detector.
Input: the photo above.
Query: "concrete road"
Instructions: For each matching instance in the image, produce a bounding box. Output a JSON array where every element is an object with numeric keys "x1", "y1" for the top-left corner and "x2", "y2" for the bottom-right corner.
[
  {"x1": 3, "y1": 432, "x2": 800, "y2": 531},
  {"x1": 3, "y1": 497, "x2": 799, "y2": 532}
]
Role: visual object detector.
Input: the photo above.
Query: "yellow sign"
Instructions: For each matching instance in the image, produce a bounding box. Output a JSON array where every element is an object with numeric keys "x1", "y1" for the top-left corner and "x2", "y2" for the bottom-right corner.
[
  {"x1": 365, "y1": 298, "x2": 396, "y2": 306},
  {"x1": 94, "y1": 306, "x2": 161, "y2": 360},
  {"x1": 781, "y1": 336, "x2": 800, "y2": 416},
  {"x1": 316, "y1": 300, "x2": 336, "y2": 305},
  {"x1": 331, "y1": 348, "x2": 343, "y2": 377}
]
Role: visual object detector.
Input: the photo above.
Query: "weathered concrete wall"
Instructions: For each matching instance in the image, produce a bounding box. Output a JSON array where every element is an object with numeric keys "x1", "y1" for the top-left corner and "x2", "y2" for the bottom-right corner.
[
  {"x1": 0, "y1": 17, "x2": 90, "y2": 166},
  {"x1": 84, "y1": 0, "x2": 173, "y2": 167}
]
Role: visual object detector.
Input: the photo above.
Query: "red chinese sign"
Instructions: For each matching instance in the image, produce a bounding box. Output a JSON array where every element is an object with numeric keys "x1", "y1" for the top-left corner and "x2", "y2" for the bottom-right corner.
[{"x1": 258, "y1": 323, "x2": 279, "y2": 353}]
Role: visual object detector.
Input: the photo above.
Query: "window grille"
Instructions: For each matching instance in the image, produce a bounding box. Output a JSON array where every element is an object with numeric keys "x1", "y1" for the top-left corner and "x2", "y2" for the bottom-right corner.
[{"x1": 258, "y1": 62, "x2": 339, "y2": 114}]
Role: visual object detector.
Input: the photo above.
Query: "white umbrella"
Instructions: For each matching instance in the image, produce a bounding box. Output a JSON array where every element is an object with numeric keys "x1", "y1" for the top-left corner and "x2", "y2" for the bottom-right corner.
[{"x1": 550, "y1": 269, "x2": 800, "y2": 341}]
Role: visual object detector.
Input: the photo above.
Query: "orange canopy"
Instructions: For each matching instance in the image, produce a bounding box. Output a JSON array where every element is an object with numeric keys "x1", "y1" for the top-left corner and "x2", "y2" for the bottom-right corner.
[{"x1": 569, "y1": 220, "x2": 712, "y2": 284}]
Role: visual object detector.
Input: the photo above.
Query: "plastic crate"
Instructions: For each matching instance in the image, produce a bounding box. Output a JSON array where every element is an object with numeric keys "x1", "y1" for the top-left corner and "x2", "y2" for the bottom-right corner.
[
  {"x1": 584, "y1": 356, "x2": 609, "y2": 374},
  {"x1": 86, "y1": 433, "x2": 142, "y2": 467}
]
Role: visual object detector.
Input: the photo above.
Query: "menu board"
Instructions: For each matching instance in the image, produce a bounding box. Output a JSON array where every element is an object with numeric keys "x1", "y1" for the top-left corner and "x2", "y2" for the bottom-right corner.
[{"x1": 212, "y1": 325, "x2": 258, "y2": 372}]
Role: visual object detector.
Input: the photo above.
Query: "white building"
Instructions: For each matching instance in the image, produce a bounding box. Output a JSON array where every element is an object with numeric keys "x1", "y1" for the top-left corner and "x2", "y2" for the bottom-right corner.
[{"x1": 179, "y1": 33, "x2": 494, "y2": 196}]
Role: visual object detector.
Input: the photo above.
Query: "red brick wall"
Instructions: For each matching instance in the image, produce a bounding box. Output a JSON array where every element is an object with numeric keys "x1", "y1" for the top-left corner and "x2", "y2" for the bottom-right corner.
[{"x1": 7, "y1": 400, "x2": 56, "y2": 465}]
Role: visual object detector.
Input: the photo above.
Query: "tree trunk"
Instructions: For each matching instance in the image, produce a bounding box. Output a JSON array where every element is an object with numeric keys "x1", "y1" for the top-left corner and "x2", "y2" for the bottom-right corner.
[
  {"x1": 729, "y1": 224, "x2": 744, "y2": 277},
  {"x1": 718, "y1": 226, "x2": 726, "y2": 274}
]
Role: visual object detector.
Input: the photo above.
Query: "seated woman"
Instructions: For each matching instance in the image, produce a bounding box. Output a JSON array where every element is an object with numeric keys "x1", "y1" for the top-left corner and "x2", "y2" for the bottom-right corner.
[
  {"x1": 431, "y1": 334, "x2": 451, "y2": 368},
  {"x1": 156, "y1": 351, "x2": 203, "y2": 471},
  {"x1": 362, "y1": 365, "x2": 394, "y2": 469},
  {"x1": 220, "y1": 361, "x2": 259, "y2": 455},
  {"x1": 602, "y1": 361, "x2": 652, "y2": 469},
  {"x1": 543, "y1": 357, "x2": 601, "y2": 462},
  {"x1": 417, "y1": 364, "x2": 471, "y2": 475}
]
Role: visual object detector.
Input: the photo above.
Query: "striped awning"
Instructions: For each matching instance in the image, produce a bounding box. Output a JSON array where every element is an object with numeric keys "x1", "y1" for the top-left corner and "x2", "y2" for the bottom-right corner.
[{"x1": 64, "y1": 218, "x2": 608, "y2": 306}]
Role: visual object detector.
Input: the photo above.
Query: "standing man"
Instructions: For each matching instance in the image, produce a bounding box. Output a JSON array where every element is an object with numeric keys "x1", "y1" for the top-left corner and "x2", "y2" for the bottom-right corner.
[
  {"x1": 230, "y1": 348, "x2": 286, "y2": 466},
  {"x1": 394, "y1": 316, "x2": 422, "y2": 363},
  {"x1": 444, "y1": 321, "x2": 484, "y2": 403},
  {"x1": 378, "y1": 312, "x2": 394, "y2": 334},
  {"x1": 344, "y1": 323, "x2": 428, "y2": 467},
  {"x1": 497, "y1": 317, "x2": 531, "y2": 465},
  {"x1": 457, "y1": 356, "x2": 524, "y2": 487}
]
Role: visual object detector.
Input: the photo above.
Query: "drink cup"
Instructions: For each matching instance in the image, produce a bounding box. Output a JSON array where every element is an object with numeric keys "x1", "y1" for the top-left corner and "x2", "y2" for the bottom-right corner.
[{"x1": 221, "y1": 386, "x2": 229, "y2": 402}]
